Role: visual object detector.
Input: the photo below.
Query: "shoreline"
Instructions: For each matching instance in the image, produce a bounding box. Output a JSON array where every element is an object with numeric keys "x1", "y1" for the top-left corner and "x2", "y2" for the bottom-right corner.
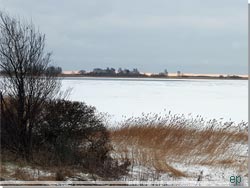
[
  {"x1": 0, "y1": 73, "x2": 247, "y2": 80},
  {"x1": 58, "y1": 74, "x2": 248, "y2": 80}
]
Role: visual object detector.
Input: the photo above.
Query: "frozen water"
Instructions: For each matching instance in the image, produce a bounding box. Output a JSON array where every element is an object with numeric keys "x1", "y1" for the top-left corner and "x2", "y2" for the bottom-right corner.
[{"x1": 61, "y1": 77, "x2": 248, "y2": 123}]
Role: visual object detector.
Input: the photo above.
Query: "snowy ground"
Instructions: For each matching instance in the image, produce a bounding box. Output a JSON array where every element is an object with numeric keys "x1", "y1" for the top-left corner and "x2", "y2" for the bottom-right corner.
[
  {"x1": 116, "y1": 146, "x2": 248, "y2": 186},
  {"x1": 62, "y1": 78, "x2": 248, "y2": 123},
  {"x1": 1, "y1": 141, "x2": 248, "y2": 186},
  {"x1": 1, "y1": 123, "x2": 248, "y2": 186}
]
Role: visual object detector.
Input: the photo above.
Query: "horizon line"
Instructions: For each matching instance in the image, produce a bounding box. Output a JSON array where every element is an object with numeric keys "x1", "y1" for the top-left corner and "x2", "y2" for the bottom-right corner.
[{"x1": 62, "y1": 70, "x2": 248, "y2": 77}]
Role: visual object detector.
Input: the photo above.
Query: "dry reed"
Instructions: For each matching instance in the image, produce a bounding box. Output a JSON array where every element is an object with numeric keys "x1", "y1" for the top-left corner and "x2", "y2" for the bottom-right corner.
[{"x1": 109, "y1": 112, "x2": 248, "y2": 178}]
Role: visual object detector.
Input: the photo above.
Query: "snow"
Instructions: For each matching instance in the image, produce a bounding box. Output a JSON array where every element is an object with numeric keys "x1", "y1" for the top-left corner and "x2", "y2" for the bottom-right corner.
[
  {"x1": 165, "y1": 162, "x2": 247, "y2": 186},
  {"x1": 2, "y1": 157, "x2": 248, "y2": 186},
  {"x1": 61, "y1": 78, "x2": 247, "y2": 124}
]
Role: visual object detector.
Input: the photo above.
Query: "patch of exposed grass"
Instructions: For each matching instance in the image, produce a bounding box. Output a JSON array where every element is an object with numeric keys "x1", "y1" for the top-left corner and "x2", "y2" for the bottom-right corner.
[
  {"x1": 0, "y1": 165, "x2": 9, "y2": 177},
  {"x1": 13, "y1": 168, "x2": 32, "y2": 180}
]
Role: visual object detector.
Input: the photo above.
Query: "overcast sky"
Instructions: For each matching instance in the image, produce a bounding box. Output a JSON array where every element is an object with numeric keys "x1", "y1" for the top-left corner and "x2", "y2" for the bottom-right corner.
[{"x1": 0, "y1": 0, "x2": 247, "y2": 74}]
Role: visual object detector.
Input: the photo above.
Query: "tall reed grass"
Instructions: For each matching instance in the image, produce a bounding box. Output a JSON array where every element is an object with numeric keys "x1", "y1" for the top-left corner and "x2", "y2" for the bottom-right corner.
[{"x1": 109, "y1": 112, "x2": 248, "y2": 179}]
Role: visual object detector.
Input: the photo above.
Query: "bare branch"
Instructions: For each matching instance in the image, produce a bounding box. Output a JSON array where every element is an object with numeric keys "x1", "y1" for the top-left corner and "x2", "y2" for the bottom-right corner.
[{"x1": 0, "y1": 11, "x2": 61, "y2": 159}]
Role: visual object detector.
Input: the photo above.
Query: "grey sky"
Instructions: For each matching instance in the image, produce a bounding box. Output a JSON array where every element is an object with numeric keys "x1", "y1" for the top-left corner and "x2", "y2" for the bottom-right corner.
[{"x1": 0, "y1": 0, "x2": 247, "y2": 74}]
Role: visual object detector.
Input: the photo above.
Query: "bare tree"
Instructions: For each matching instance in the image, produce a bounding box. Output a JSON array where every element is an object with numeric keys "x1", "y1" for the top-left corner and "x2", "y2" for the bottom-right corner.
[{"x1": 0, "y1": 12, "x2": 61, "y2": 160}]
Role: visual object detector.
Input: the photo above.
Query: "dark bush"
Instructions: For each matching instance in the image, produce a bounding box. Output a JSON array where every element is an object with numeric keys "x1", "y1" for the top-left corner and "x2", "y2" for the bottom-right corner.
[
  {"x1": 0, "y1": 97, "x2": 22, "y2": 154},
  {"x1": 33, "y1": 99, "x2": 130, "y2": 179},
  {"x1": 55, "y1": 170, "x2": 65, "y2": 181},
  {"x1": 33, "y1": 100, "x2": 108, "y2": 163},
  {"x1": 1, "y1": 98, "x2": 130, "y2": 179}
]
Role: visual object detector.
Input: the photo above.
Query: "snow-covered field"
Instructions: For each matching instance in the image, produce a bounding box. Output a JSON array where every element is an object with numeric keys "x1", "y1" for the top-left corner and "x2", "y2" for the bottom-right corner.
[{"x1": 61, "y1": 77, "x2": 248, "y2": 124}]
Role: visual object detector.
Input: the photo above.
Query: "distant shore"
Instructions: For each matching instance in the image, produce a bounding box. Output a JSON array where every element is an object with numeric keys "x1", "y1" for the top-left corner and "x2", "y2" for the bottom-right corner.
[
  {"x1": 59, "y1": 73, "x2": 248, "y2": 80},
  {"x1": 0, "y1": 73, "x2": 247, "y2": 80}
]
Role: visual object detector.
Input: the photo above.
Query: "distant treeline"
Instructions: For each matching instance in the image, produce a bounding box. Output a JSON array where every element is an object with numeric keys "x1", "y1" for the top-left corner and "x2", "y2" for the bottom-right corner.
[
  {"x1": 0, "y1": 66, "x2": 245, "y2": 79},
  {"x1": 69, "y1": 68, "x2": 246, "y2": 79},
  {"x1": 79, "y1": 67, "x2": 144, "y2": 77},
  {"x1": 78, "y1": 68, "x2": 173, "y2": 77}
]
